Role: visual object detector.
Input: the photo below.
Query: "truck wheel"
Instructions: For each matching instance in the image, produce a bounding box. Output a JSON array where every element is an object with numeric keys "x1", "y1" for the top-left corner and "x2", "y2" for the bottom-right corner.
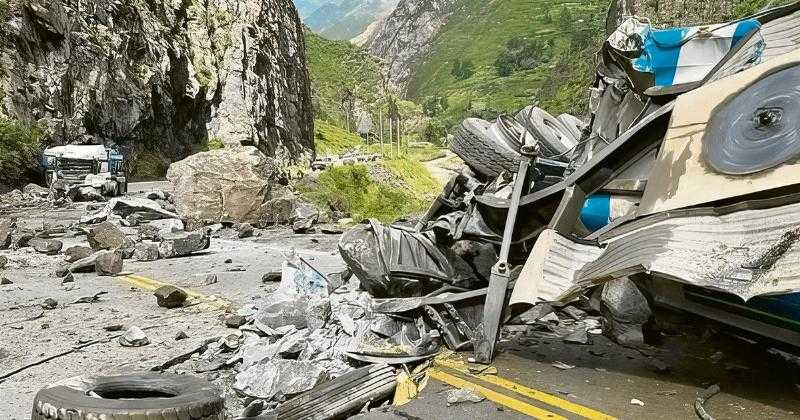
[
  {"x1": 31, "y1": 373, "x2": 225, "y2": 420},
  {"x1": 450, "y1": 118, "x2": 522, "y2": 178}
]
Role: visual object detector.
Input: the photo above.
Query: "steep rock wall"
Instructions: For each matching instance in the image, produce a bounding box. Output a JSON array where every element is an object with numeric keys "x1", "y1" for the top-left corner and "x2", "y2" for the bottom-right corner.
[{"x1": 0, "y1": 0, "x2": 313, "y2": 178}]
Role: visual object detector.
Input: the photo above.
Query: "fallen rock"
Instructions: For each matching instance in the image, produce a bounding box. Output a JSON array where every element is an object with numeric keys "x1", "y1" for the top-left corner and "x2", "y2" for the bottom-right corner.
[
  {"x1": 0, "y1": 219, "x2": 13, "y2": 249},
  {"x1": 119, "y1": 326, "x2": 150, "y2": 347},
  {"x1": 153, "y1": 285, "x2": 188, "y2": 308},
  {"x1": 224, "y1": 314, "x2": 247, "y2": 328},
  {"x1": 30, "y1": 238, "x2": 63, "y2": 255},
  {"x1": 103, "y1": 324, "x2": 124, "y2": 332},
  {"x1": 158, "y1": 230, "x2": 210, "y2": 258},
  {"x1": 167, "y1": 146, "x2": 282, "y2": 225},
  {"x1": 175, "y1": 331, "x2": 189, "y2": 340},
  {"x1": 261, "y1": 272, "x2": 281, "y2": 283},
  {"x1": 0, "y1": 277, "x2": 12, "y2": 285},
  {"x1": 13, "y1": 231, "x2": 34, "y2": 249},
  {"x1": 133, "y1": 241, "x2": 160, "y2": 262},
  {"x1": 88, "y1": 222, "x2": 133, "y2": 251},
  {"x1": 601, "y1": 277, "x2": 652, "y2": 347},
  {"x1": 237, "y1": 223, "x2": 255, "y2": 238},
  {"x1": 204, "y1": 274, "x2": 218, "y2": 285},
  {"x1": 233, "y1": 359, "x2": 326, "y2": 400},
  {"x1": 42, "y1": 298, "x2": 58, "y2": 310},
  {"x1": 446, "y1": 388, "x2": 485, "y2": 405},
  {"x1": 148, "y1": 218, "x2": 185, "y2": 237},
  {"x1": 61, "y1": 272, "x2": 75, "y2": 284},
  {"x1": 146, "y1": 190, "x2": 168, "y2": 201},
  {"x1": 0, "y1": 255, "x2": 7, "y2": 269},
  {"x1": 95, "y1": 250, "x2": 124, "y2": 276},
  {"x1": 23, "y1": 183, "x2": 49, "y2": 198},
  {"x1": 82, "y1": 197, "x2": 179, "y2": 225},
  {"x1": 64, "y1": 246, "x2": 93, "y2": 263}
]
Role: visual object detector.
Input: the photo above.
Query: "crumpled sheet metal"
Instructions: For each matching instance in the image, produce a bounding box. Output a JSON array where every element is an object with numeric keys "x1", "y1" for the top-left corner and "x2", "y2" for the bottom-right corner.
[
  {"x1": 511, "y1": 199, "x2": 800, "y2": 305},
  {"x1": 638, "y1": 49, "x2": 800, "y2": 216}
]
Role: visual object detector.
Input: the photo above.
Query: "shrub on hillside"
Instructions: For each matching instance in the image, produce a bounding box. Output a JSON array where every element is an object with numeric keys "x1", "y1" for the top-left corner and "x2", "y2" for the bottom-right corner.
[
  {"x1": 451, "y1": 59, "x2": 475, "y2": 80},
  {"x1": 0, "y1": 117, "x2": 44, "y2": 187},
  {"x1": 494, "y1": 37, "x2": 550, "y2": 77}
]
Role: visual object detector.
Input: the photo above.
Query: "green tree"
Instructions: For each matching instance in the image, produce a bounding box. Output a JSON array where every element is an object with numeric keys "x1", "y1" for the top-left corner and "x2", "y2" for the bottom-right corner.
[{"x1": 422, "y1": 121, "x2": 447, "y2": 145}]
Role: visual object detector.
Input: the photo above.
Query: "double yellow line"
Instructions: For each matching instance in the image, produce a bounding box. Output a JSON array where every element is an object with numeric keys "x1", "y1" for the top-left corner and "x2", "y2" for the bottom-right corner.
[
  {"x1": 123, "y1": 274, "x2": 231, "y2": 310},
  {"x1": 430, "y1": 357, "x2": 616, "y2": 420}
]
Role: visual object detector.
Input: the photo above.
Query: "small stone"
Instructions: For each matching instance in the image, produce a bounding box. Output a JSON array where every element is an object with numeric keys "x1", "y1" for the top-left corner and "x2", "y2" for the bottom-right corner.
[
  {"x1": 630, "y1": 398, "x2": 645, "y2": 407},
  {"x1": 153, "y1": 285, "x2": 188, "y2": 309},
  {"x1": 119, "y1": 326, "x2": 150, "y2": 347},
  {"x1": 446, "y1": 388, "x2": 485, "y2": 405},
  {"x1": 103, "y1": 324, "x2": 124, "y2": 332},
  {"x1": 237, "y1": 223, "x2": 254, "y2": 239},
  {"x1": 30, "y1": 238, "x2": 63, "y2": 255},
  {"x1": 204, "y1": 274, "x2": 218, "y2": 285},
  {"x1": 261, "y1": 272, "x2": 281, "y2": 283},
  {"x1": 42, "y1": 298, "x2": 58, "y2": 310},
  {"x1": 224, "y1": 258, "x2": 233, "y2": 264},
  {"x1": 0, "y1": 255, "x2": 7, "y2": 269},
  {"x1": 224, "y1": 314, "x2": 246, "y2": 328},
  {"x1": 54, "y1": 264, "x2": 70, "y2": 278},
  {"x1": 175, "y1": 331, "x2": 189, "y2": 340},
  {"x1": 0, "y1": 277, "x2": 12, "y2": 285},
  {"x1": 61, "y1": 272, "x2": 75, "y2": 284}
]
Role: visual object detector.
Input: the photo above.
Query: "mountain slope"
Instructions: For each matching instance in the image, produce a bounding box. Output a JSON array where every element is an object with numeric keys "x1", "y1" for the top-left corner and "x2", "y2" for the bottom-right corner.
[{"x1": 303, "y1": 0, "x2": 399, "y2": 40}]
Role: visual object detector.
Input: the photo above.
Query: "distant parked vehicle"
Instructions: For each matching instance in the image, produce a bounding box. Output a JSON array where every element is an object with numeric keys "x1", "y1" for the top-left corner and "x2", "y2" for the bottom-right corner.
[
  {"x1": 42, "y1": 145, "x2": 127, "y2": 196},
  {"x1": 311, "y1": 155, "x2": 337, "y2": 170}
]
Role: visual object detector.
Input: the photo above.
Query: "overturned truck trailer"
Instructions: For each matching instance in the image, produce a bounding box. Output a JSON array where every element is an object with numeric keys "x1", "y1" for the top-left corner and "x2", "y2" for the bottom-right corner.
[{"x1": 510, "y1": 2, "x2": 800, "y2": 351}]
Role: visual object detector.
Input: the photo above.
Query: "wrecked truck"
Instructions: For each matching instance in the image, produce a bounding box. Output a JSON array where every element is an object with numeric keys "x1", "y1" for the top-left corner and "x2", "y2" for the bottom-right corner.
[
  {"x1": 42, "y1": 145, "x2": 128, "y2": 196},
  {"x1": 339, "y1": 1, "x2": 800, "y2": 363}
]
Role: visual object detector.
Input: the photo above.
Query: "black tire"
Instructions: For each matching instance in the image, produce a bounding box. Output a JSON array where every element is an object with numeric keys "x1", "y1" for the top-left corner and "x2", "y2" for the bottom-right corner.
[
  {"x1": 450, "y1": 118, "x2": 522, "y2": 178},
  {"x1": 31, "y1": 373, "x2": 225, "y2": 420}
]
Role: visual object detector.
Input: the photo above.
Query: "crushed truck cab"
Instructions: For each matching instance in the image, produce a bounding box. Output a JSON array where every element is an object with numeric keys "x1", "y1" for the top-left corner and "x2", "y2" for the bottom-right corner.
[{"x1": 42, "y1": 145, "x2": 127, "y2": 196}]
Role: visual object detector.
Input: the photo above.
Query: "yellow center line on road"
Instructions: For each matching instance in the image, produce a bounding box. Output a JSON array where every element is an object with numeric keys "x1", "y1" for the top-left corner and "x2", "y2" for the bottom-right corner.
[
  {"x1": 435, "y1": 358, "x2": 616, "y2": 420},
  {"x1": 428, "y1": 368, "x2": 567, "y2": 420},
  {"x1": 122, "y1": 274, "x2": 231, "y2": 310}
]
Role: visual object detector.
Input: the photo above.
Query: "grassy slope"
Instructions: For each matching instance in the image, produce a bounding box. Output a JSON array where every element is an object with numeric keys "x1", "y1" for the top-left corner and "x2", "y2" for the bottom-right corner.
[
  {"x1": 305, "y1": 30, "x2": 383, "y2": 128},
  {"x1": 406, "y1": 0, "x2": 605, "y2": 124}
]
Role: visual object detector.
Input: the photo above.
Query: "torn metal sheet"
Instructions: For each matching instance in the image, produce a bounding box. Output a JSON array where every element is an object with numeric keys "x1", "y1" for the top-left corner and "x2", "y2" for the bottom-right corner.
[
  {"x1": 511, "y1": 198, "x2": 800, "y2": 305},
  {"x1": 272, "y1": 364, "x2": 396, "y2": 420},
  {"x1": 371, "y1": 288, "x2": 487, "y2": 314},
  {"x1": 639, "y1": 49, "x2": 800, "y2": 216}
]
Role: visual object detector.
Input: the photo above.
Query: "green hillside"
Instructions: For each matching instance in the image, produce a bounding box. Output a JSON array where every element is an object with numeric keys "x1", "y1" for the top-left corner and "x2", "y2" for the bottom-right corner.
[
  {"x1": 406, "y1": 0, "x2": 606, "y2": 126},
  {"x1": 305, "y1": 30, "x2": 384, "y2": 129}
]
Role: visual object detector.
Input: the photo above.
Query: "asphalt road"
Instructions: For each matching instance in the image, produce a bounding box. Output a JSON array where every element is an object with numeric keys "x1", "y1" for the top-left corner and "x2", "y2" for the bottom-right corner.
[{"x1": 1, "y1": 182, "x2": 799, "y2": 419}]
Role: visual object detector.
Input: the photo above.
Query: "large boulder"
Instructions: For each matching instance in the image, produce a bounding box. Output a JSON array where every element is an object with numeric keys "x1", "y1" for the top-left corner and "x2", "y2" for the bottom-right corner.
[
  {"x1": 167, "y1": 147, "x2": 285, "y2": 226},
  {"x1": 88, "y1": 222, "x2": 133, "y2": 251}
]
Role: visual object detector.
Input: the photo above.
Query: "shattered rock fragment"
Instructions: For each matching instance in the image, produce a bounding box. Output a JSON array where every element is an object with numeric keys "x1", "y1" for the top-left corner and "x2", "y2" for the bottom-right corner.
[
  {"x1": 158, "y1": 230, "x2": 210, "y2": 258},
  {"x1": 13, "y1": 231, "x2": 34, "y2": 249},
  {"x1": 61, "y1": 272, "x2": 75, "y2": 284},
  {"x1": 64, "y1": 245, "x2": 93, "y2": 263},
  {"x1": 148, "y1": 218, "x2": 184, "y2": 237},
  {"x1": 446, "y1": 388, "x2": 485, "y2": 405},
  {"x1": 175, "y1": 331, "x2": 189, "y2": 340},
  {"x1": 30, "y1": 238, "x2": 63, "y2": 255},
  {"x1": 204, "y1": 273, "x2": 218, "y2": 285},
  {"x1": 81, "y1": 197, "x2": 179, "y2": 224},
  {"x1": 601, "y1": 278, "x2": 652, "y2": 347},
  {"x1": 103, "y1": 324, "x2": 124, "y2": 332},
  {"x1": 0, "y1": 277, "x2": 12, "y2": 285},
  {"x1": 0, "y1": 255, "x2": 7, "y2": 269},
  {"x1": 119, "y1": 326, "x2": 150, "y2": 347},
  {"x1": 154, "y1": 285, "x2": 188, "y2": 308},
  {"x1": 133, "y1": 241, "x2": 160, "y2": 262},
  {"x1": 94, "y1": 250, "x2": 124, "y2": 276}
]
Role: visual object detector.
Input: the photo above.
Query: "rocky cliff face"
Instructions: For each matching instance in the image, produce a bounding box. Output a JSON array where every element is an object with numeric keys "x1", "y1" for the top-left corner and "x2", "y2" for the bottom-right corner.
[
  {"x1": 607, "y1": 0, "x2": 736, "y2": 33},
  {"x1": 364, "y1": 0, "x2": 455, "y2": 92},
  {"x1": 0, "y1": 0, "x2": 314, "y2": 177}
]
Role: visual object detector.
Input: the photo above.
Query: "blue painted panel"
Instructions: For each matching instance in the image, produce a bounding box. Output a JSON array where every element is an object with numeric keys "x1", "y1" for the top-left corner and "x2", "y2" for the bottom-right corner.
[{"x1": 580, "y1": 194, "x2": 611, "y2": 232}]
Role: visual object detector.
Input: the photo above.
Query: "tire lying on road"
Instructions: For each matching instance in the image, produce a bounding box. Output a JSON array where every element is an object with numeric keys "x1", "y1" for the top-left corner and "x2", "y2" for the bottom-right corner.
[
  {"x1": 31, "y1": 373, "x2": 224, "y2": 420},
  {"x1": 450, "y1": 117, "x2": 523, "y2": 178}
]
